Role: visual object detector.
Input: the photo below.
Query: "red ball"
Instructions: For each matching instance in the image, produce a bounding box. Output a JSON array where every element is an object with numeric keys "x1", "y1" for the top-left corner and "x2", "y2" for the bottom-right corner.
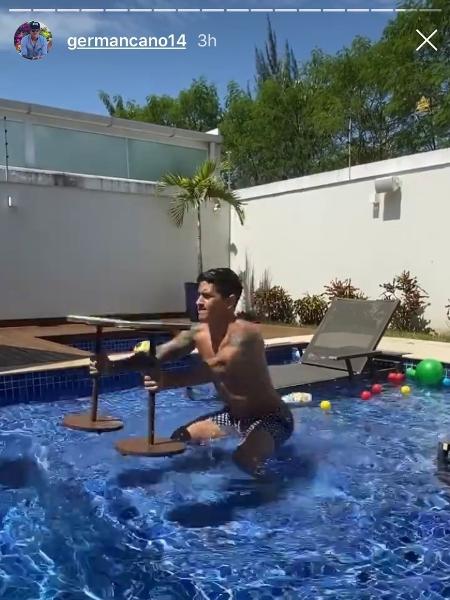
[
  {"x1": 360, "y1": 390, "x2": 372, "y2": 401},
  {"x1": 387, "y1": 372, "x2": 397, "y2": 383},
  {"x1": 395, "y1": 372, "x2": 405, "y2": 383},
  {"x1": 371, "y1": 383, "x2": 383, "y2": 394}
]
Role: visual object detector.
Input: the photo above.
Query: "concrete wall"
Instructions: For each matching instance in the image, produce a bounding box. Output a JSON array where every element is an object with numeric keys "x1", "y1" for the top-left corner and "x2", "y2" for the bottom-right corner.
[
  {"x1": 231, "y1": 149, "x2": 450, "y2": 331},
  {"x1": 0, "y1": 169, "x2": 229, "y2": 320}
]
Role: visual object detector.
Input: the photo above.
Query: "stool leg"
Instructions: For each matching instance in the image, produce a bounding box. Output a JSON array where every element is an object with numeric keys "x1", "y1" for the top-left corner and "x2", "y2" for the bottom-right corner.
[
  {"x1": 90, "y1": 325, "x2": 102, "y2": 422},
  {"x1": 62, "y1": 323, "x2": 123, "y2": 433},
  {"x1": 148, "y1": 391, "x2": 155, "y2": 445},
  {"x1": 148, "y1": 338, "x2": 157, "y2": 444}
]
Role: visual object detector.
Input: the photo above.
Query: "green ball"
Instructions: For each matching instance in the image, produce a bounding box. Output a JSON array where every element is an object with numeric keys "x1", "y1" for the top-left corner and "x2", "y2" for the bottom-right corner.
[
  {"x1": 415, "y1": 358, "x2": 444, "y2": 386},
  {"x1": 406, "y1": 367, "x2": 416, "y2": 379}
]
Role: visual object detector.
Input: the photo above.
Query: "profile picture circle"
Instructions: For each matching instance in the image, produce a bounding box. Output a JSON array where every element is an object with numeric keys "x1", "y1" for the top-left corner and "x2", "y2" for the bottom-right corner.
[{"x1": 14, "y1": 21, "x2": 53, "y2": 60}]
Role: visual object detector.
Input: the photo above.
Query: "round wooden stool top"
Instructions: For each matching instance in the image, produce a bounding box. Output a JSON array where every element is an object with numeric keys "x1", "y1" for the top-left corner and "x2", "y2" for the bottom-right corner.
[
  {"x1": 115, "y1": 436, "x2": 185, "y2": 457},
  {"x1": 63, "y1": 413, "x2": 124, "y2": 433}
]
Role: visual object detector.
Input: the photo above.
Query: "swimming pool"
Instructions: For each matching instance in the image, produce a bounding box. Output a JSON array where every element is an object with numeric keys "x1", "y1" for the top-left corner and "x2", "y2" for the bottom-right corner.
[{"x1": 1, "y1": 380, "x2": 450, "y2": 599}]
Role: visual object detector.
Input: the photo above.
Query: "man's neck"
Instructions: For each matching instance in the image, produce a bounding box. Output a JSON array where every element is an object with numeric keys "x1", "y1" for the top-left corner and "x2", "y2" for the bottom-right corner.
[{"x1": 208, "y1": 317, "x2": 235, "y2": 351}]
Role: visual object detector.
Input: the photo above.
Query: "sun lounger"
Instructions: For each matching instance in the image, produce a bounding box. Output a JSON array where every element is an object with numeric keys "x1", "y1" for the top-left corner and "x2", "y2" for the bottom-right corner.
[{"x1": 269, "y1": 298, "x2": 400, "y2": 392}]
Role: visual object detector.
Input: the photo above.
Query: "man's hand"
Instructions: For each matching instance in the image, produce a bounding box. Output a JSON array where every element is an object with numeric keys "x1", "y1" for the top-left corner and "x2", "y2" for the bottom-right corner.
[
  {"x1": 143, "y1": 372, "x2": 161, "y2": 393},
  {"x1": 89, "y1": 351, "x2": 113, "y2": 376},
  {"x1": 141, "y1": 356, "x2": 162, "y2": 393}
]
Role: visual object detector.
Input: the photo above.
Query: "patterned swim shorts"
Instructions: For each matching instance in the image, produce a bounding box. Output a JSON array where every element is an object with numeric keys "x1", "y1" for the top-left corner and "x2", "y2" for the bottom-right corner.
[{"x1": 172, "y1": 404, "x2": 294, "y2": 449}]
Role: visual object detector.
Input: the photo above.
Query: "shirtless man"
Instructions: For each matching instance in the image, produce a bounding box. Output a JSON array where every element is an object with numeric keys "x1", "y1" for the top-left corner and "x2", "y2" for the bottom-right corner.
[{"x1": 91, "y1": 268, "x2": 294, "y2": 477}]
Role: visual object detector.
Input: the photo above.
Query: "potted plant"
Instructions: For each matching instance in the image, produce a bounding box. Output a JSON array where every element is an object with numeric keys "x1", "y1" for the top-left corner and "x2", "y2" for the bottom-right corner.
[{"x1": 158, "y1": 159, "x2": 245, "y2": 320}]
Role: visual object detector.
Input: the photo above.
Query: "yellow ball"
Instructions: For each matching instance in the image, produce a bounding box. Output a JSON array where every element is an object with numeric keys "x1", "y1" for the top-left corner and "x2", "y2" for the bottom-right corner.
[
  {"x1": 400, "y1": 385, "x2": 411, "y2": 396},
  {"x1": 320, "y1": 400, "x2": 331, "y2": 411}
]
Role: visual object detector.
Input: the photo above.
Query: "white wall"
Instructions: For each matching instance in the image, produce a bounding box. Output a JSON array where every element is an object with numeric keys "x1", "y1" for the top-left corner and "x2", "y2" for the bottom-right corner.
[
  {"x1": 0, "y1": 169, "x2": 229, "y2": 319},
  {"x1": 231, "y1": 149, "x2": 450, "y2": 331}
]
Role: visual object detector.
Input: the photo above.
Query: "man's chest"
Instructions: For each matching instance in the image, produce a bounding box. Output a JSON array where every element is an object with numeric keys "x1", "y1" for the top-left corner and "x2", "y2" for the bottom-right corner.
[{"x1": 196, "y1": 335, "x2": 241, "y2": 374}]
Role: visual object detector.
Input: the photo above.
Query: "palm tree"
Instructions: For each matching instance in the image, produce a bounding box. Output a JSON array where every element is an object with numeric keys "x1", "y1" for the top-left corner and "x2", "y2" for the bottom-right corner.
[{"x1": 157, "y1": 159, "x2": 245, "y2": 274}]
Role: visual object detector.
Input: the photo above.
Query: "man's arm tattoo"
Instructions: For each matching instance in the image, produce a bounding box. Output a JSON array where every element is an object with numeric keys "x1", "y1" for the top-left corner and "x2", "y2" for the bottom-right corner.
[
  {"x1": 229, "y1": 329, "x2": 261, "y2": 348},
  {"x1": 229, "y1": 332, "x2": 245, "y2": 348},
  {"x1": 155, "y1": 326, "x2": 199, "y2": 363}
]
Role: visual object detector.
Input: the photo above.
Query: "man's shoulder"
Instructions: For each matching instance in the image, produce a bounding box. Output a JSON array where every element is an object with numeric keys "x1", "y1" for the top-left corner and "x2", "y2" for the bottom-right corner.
[
  {"x1": 183, "y1": 322, "x2": 206, "y2": 343},
  {"x1": 190, "y1": 322, "x2": 206, "y2": 335},
  {"x1": 233, "y1": 320, "x2": 263, "y2": 342}
]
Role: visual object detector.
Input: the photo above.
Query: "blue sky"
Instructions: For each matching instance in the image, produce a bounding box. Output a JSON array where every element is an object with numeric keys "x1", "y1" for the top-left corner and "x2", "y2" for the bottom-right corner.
[{"x1": 0, "y1": 0, "x2": 424, "y2": 116}]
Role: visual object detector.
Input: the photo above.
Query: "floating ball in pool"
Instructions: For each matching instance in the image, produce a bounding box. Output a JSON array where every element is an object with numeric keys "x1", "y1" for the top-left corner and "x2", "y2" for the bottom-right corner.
[
  {"x1": 360, "y1": 390, "x2": 372, "y2": 401},
  {"x1": 320, "y1": 400, "x2": 331, "y2": 411},
  {"x1": 371, "y1": 383, "x2": 383, "y2": 394},
  {"x1": 406, "y1": 367, "x2": 416, "y2": 379},
  {"x1": 400, "y1": 385, "x2": 411, "y2": 396},
  {"x1": 443, "y1": 377, "x2": 450, "y2": 388},
  {"x1": 415, "y1": 359, "x2": 445, "y2": 386},
  {"x1": 388, "y1": 372, "x2": 404, "y2": 385}
]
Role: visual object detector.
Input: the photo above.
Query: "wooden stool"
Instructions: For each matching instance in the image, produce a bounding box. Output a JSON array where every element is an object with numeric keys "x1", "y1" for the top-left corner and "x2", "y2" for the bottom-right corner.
[{"x1": 63, "y1": 325, "x2": 124, "y2": 433}]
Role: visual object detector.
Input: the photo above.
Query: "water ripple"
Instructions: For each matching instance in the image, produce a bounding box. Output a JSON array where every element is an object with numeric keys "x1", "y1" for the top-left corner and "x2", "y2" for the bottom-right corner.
[{"x1": 0, "y1": 383, "x2": 450, "y2": 597}]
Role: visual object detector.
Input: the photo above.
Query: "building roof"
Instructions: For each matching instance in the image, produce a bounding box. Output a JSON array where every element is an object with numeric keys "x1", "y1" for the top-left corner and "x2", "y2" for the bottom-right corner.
[{"x1": 0, "y1": 97, "x2": 222, "y2": 145}]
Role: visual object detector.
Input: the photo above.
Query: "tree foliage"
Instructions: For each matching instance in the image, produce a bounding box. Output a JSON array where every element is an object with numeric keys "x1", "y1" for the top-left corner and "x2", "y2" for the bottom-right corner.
[
  {"x1": 100, "y1": 77, "x2": 221, "y2": 132},
  {"x1": 99, "y1": 1, "x2": 449, "y2": 186},
  {"x1": 255, "y1": 19, "x2": 299, "y2": 87},
  {"x1": 157, "y1": 160, "x2": 245, "y2": 274}
]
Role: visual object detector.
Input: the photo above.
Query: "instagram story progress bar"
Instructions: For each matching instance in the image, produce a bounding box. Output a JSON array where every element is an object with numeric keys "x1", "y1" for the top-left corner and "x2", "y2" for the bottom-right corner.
[{"x1": 8, "y1": 7, "x2": 443, "y2": 12}]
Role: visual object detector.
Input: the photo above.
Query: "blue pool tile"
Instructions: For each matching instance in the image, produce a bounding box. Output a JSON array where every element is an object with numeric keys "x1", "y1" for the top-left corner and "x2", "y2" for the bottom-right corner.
[
  {"x1": 1, "y1": 340, "x2": 435, "y2": 408},
  {"x1": 67, "y1": 333, "x2": 171, "y2": 354}
]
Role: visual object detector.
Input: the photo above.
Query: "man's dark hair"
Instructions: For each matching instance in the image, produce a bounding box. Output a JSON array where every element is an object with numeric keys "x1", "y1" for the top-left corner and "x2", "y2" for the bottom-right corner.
[{"x1": 197, "y1": 268, "x2": 243, "y2": 304}]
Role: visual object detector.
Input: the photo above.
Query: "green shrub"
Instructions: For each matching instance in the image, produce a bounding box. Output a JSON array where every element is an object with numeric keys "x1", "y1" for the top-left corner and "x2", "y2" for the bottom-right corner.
[
  {"x1": 236, "y1": 310, "x2": 260, "y2": 322},
  {"x1": 380, "y1": 271, "x2": 432, "y2": 333},
  {"x1": 253, "y1": 285, "x2": 295, "y2": 324},
  {"x1": 324, "y1": 278, "x2": 367, "y2": 302},
  {"x1": 238, "y1": 254, "x2": 256, "y2": 314},
  {"x1": 258, "y1": 269, "x2": 272, "y2": 292},
  {"x1": 294, "y1": 294, "x2": 328, "y2": 325}
]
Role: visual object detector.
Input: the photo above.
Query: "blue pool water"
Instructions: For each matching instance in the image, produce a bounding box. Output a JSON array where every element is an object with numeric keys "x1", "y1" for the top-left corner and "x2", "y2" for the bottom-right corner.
[{"x1": 1, "y1": 381, "x2": 450, "y2": 599}]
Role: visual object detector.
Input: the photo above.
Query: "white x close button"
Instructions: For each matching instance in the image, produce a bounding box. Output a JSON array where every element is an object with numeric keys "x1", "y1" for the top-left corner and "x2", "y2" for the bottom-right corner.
[{"x1": 416, "y1": 29, "x2": 438, "y2": 52}]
